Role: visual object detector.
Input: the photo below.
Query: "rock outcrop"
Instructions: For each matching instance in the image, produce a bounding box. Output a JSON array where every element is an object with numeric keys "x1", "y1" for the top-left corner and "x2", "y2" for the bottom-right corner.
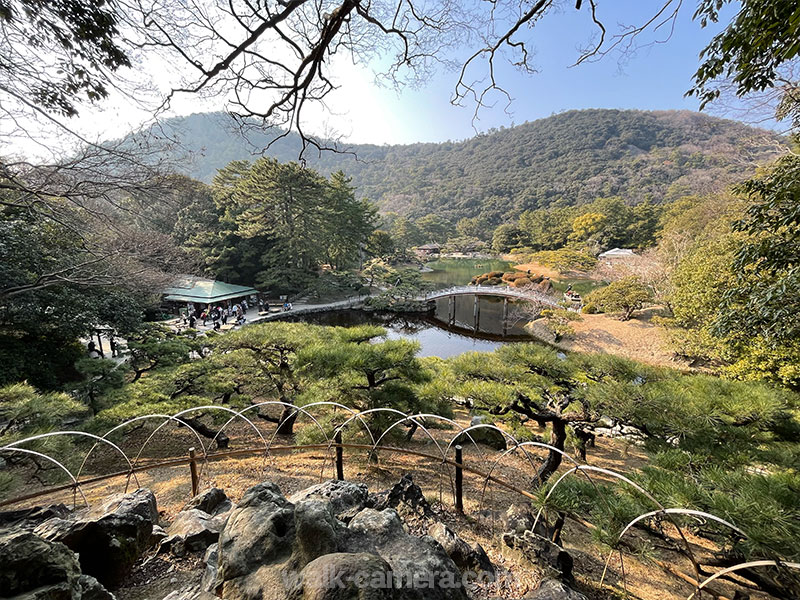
[
  {"x1": 34, "y1": 488, "x2": 158, "y2": 586},
  {"x1": 502, "y1": 530, "x2": 573, "y2": 581},
  {"x1": 0, "y1": 530, "x2": 114, "y2": 599},
  {"x1": 207, "y1": 480, "x2": 469, "y2": 600},
  {"x1": 428, "y1": 522, "x2": 494, "y2": 576}
]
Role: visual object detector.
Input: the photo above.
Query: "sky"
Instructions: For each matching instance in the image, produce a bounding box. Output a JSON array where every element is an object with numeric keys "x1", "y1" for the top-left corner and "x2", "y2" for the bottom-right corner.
[
  {"x1": 4, "y1": 0, "x2": 750, "y2": 156},
  {"x1": 318, "y1": 0, "x2": 743, "y2": 145}
]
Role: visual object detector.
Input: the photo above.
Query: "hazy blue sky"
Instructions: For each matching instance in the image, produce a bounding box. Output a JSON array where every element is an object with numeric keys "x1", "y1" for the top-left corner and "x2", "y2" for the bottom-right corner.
[
  {"x1": 331, "y1": 0, "x2": 743, "y2": 145},
  {"x1": 10, "y1": 1, "x2": 749, "y2": 155}
]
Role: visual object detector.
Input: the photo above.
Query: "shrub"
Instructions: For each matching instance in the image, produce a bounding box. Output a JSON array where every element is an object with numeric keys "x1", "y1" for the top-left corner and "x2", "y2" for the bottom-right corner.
[
  {"x1": 584, "y1": 276, "x2": 652, "y2": 321},
  {"x1": 582, "y1": 302, "x2": 600, "y2": 314},
  {"x1": 512, "y1": 277, "x2": 532, "y2": 287}
]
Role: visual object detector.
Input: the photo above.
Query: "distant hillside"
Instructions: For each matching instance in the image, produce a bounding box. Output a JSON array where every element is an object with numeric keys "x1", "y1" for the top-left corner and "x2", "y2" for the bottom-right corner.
[{"x1": 154, "y1": 109, "x2": 784, "y2": 223}]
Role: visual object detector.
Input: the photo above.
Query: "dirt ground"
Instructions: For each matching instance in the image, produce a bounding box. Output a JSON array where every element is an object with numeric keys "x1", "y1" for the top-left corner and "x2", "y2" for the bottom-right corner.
[
  {"x1": 509, "y1": 261, "x2": 564, "y2": 280},
  {"x1": 527, "y1": 307, "x2": 691, "y2": 370},
  {"x1": 1, "y1": 409, "x2": 769, "y2": 600}
]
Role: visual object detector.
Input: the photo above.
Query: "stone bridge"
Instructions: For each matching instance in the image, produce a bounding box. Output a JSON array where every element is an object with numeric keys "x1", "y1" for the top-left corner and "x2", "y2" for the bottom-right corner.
[{"x1": 418, "y1": 285, "x2": 560, "y2": 307}]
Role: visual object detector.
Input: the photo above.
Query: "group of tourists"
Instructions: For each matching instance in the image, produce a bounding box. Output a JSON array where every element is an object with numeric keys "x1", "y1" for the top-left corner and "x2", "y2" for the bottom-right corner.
[{"x1": 183, "y1": 298, "x2": 252, "y2": 330}]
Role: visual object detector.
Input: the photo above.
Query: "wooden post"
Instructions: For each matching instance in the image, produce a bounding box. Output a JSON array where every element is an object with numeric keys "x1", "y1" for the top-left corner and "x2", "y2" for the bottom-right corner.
[
  {"x1": 454, "y1": 445, "x2": 463, "y2": 513},
  {"x1": 188, "y1": 447, "x2": 199, "y2": 497},
  {"x1": 473, "y1": 295, "x2": 480, "y2": 332},
  {"x1": 335, "y1": 430, "x2": 344, "y2": 480}
]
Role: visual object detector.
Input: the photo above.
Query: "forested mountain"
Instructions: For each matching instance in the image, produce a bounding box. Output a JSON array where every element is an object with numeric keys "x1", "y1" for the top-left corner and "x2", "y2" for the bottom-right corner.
[{"x1": 154, "y1": 109, "x2": 784, "y2": 224}]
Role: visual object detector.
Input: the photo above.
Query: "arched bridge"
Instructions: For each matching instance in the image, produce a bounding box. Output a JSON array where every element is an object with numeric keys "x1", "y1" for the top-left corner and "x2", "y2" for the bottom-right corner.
[{"x1": 418, "y1": 285, "x2": 560, "y2": 307}]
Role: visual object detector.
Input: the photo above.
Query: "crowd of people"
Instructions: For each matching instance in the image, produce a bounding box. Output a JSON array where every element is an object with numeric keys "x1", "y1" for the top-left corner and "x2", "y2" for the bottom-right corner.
[{"x1": 183, "y1": 298, "x2": 254, "y2": 330}]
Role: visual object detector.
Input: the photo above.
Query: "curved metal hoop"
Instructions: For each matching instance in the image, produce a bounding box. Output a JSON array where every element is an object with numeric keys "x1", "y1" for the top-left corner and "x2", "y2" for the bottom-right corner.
[
  {"x1": 4, "y1": 431, "x2": 139, "y2": 490},
  {"x1": 0, "y1": 446, "x2": 88, "y2": 507},
  {"x1": 77, "y1": 414, "x2": 209, "y2": 483},
  {"x1": 619, "y1": 508, "x2": 748, "y2": 544},
  {"x1": 687, "y1": 560, "x2": 800, "y2": 600}
]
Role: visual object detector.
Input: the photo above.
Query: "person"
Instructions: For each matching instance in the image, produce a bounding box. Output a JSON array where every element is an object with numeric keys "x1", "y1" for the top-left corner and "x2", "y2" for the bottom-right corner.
[
  {"x1": 222, "y1": 309, "x2": 228, "y2": 325},
  {"x1": 189, "y1": 314, "x2": 196, "y2": 328},
  {"x1": 213, "y1": 320, "x2": 221, "y2": 331},
  {"x1": 109, "y1": 336, "x2": 118, "y2": 357},
  {"x1": 242, "y1": 299, "x2": 248, "y2": 312}
]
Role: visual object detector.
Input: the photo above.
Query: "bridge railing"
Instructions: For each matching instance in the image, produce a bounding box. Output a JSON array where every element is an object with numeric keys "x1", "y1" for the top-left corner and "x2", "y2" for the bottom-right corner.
[{"x1": 419, "y1": 285, "x2": 559, "y2": 306}]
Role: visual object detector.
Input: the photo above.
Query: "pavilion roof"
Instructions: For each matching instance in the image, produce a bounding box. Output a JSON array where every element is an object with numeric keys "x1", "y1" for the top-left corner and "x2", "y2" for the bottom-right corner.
[{"x1": 163, "y1": 276, "x2": 258, "y2": 304}]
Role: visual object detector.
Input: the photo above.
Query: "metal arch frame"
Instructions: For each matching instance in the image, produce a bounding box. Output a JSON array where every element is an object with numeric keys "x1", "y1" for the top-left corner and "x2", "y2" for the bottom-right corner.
[
  {"x1": 619, "y1": 508, "x2": 748, "y2": 543},
  {"x1": 0, "y1": 447, "x2": 88, "y2": 507},
  {"x1": 219, "y1": 401, "x2": 335, "y2": 482},
  {"x1": 370, "y1": 412, "x2": 487, "y2": 506},
  {"x1": 164, "y1": 406, "x2": 268, "y2": 489},
  {"x1": 687, "y1": 560, "x2": 800, "y2": 600},
  {"x1": 478, "y1": 440, "x2": 583, "y2": 513},
  {"x1": 539, "y1": 464, "x2": 702, "y2": 591},
  {"x1": 76, "y1": 414, "x2": 209, "y2": 485},
  {"x1": 4, "y1": 431, "x2": 140, "y2": 490}
]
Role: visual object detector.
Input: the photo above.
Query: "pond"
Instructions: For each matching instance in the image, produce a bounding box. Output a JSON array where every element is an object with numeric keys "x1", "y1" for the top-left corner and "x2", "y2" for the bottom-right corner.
[
  {"x1": 421, "y1": 258, "x2": 512, "y2": 289},
  {"x1": 289, "y1": 297, "x2": 536, "y2": 358}
]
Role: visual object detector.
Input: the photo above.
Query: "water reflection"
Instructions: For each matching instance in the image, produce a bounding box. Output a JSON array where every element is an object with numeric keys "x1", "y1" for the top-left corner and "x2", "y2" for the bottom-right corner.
[{"x1": 287, "y1": 296, "x2": 534, "y2": 359}]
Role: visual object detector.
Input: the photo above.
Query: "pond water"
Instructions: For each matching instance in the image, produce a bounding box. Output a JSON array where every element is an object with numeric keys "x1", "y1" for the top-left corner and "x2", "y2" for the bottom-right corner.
[
  {"x1": 291, "y1": 295, "x2": 535, "y2": 358},
  {"x1": 421, "y1": 258, "x2": 512, "y2": 289}
]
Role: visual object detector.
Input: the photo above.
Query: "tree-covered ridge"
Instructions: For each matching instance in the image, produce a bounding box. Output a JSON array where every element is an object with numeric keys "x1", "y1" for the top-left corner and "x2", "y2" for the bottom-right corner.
[{"x1": 156, "y1": 109, "x2": 784, "y2": 223}]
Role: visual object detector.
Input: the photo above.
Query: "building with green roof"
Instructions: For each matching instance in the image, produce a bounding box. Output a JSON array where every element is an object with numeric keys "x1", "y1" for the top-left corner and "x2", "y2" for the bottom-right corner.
[{"x1": 163, "y1": 276, "x2": 258, "y2": 306}]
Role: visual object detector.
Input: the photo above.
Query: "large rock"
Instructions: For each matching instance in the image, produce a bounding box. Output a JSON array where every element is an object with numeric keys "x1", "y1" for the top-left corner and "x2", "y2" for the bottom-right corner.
[
  {"x1": 502, "y1": 531, "x2": 573, "y2": 581},
  {"x1": 0, "y1": 504, "x2": 71, "y2": 531},
  {"x1": 289, "y1": 480, "x2": 368, "y2": 522},
  {"x1": 287, "y1": 552, "x2": 394, "y2": 600},
  {"x1": 34, "y1": 488, "x2": 158, "y2": 586},
  {"x1": 346, "y1": 509, "x2": 467, "y2": 600},
  {"x1": 525, "y1": 578, "x2": 588, "y2": 600},
  {"x1": 211, "y1": 480, "x2": 468, "y2": 600},
  {"x1": 184, "y1": 488, "x2": 233, "y2": 517},
  {"x1": 162, "y1": 509, "x2": 226, "y2": 556},
  {"x1": 428, "y1": 522, "x2": 493, "y2": 576},
  {"x1": 215, "y1": 481, "x2": 297, "y2": 599},
  {"x1": 501, "y1": 504, "x2": 562, "y2": 544},
  {"x1": 0, "y1": 530, "x2": 114, "y2": 599}
]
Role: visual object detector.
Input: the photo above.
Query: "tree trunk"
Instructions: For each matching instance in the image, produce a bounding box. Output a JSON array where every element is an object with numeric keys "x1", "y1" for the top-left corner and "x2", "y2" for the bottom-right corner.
[
  {"x1": 276, "y1": 405, "x2": 298, "y2": 435},
  {"x1": 178, "y1": 417, "x2": 230, "y2": 449},
  {"x1": 533, "y1": 419, "x2": 566, "y2": 485}
]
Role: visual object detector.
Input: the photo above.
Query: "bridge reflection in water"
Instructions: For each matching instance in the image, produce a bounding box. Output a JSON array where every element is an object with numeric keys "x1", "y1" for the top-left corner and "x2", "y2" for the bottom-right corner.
[{"x1": 430, "y1": 294, "x2": 535, "y2": 337}]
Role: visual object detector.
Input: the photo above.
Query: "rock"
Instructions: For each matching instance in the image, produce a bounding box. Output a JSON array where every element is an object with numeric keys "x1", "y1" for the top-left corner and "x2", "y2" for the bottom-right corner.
[
  {"x1": 347, "y1": 508, "x2": 468, "y2": 600},
  {"x1": 287, "y1": 552, "x2": 394, "y2": 600},
  {"x1": 162, "y1": 509, "x2": 225, "y2": 555},
  {"x1": 214, "y1": 480, "x2": 467, "y2": 600},
  {"x1": 596, "y1": 415, "x2": 615, "y2": 429},
  {"x1": 503, "y1": 504, "x2": 536, "y2": 535},
  {"x1": 77, "y1": 574, "x2": 116, "y2": 600},
  {"x1": 0, "y1": 530, "x2": 114, "y2": 599},
  {"x1": 524, "y1": 578, "x2": 588, "y2": 599},
  {"x1": 291, "y1": 499, "x2": 340, "y2": 568},
  {"x1": 216, "y1": 481, "x2": 296, "y2": 596},
  {"x1": 428, "y1": 522, "x2": 493, "y2": 576},
  {"x1": 162, "y1": 588, "x2": 217, "y2": 600},
  {"x1": 200, "y1": 544, "x2": 219, "y2": 593},
  {"x1": 185, "y1": 488, "x2": 233, "y2": 517},
  {"x1": 502, "y1": 531, "x2": 573, "y2": 581},
  {"x1": 367, "y1": 474, "x2": 432, "y2": 516},
  {"x1": 289, "y1": 480, "x2": 368, "y2": 522},
  {"x1": 34, "y1": 488, "x2": 158, "y2": 586},
  {"x1": 0, "y1": 504, "x2": 71, "y2": 531},
  {"x1": 151, "y1": 524, "x2": 168, "y2": 546}
]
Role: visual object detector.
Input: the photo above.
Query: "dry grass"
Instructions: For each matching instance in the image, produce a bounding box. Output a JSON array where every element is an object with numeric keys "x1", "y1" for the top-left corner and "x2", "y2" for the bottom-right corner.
[{"x1": 1, "y1": 410, "x2": 771, "y2": 600}]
